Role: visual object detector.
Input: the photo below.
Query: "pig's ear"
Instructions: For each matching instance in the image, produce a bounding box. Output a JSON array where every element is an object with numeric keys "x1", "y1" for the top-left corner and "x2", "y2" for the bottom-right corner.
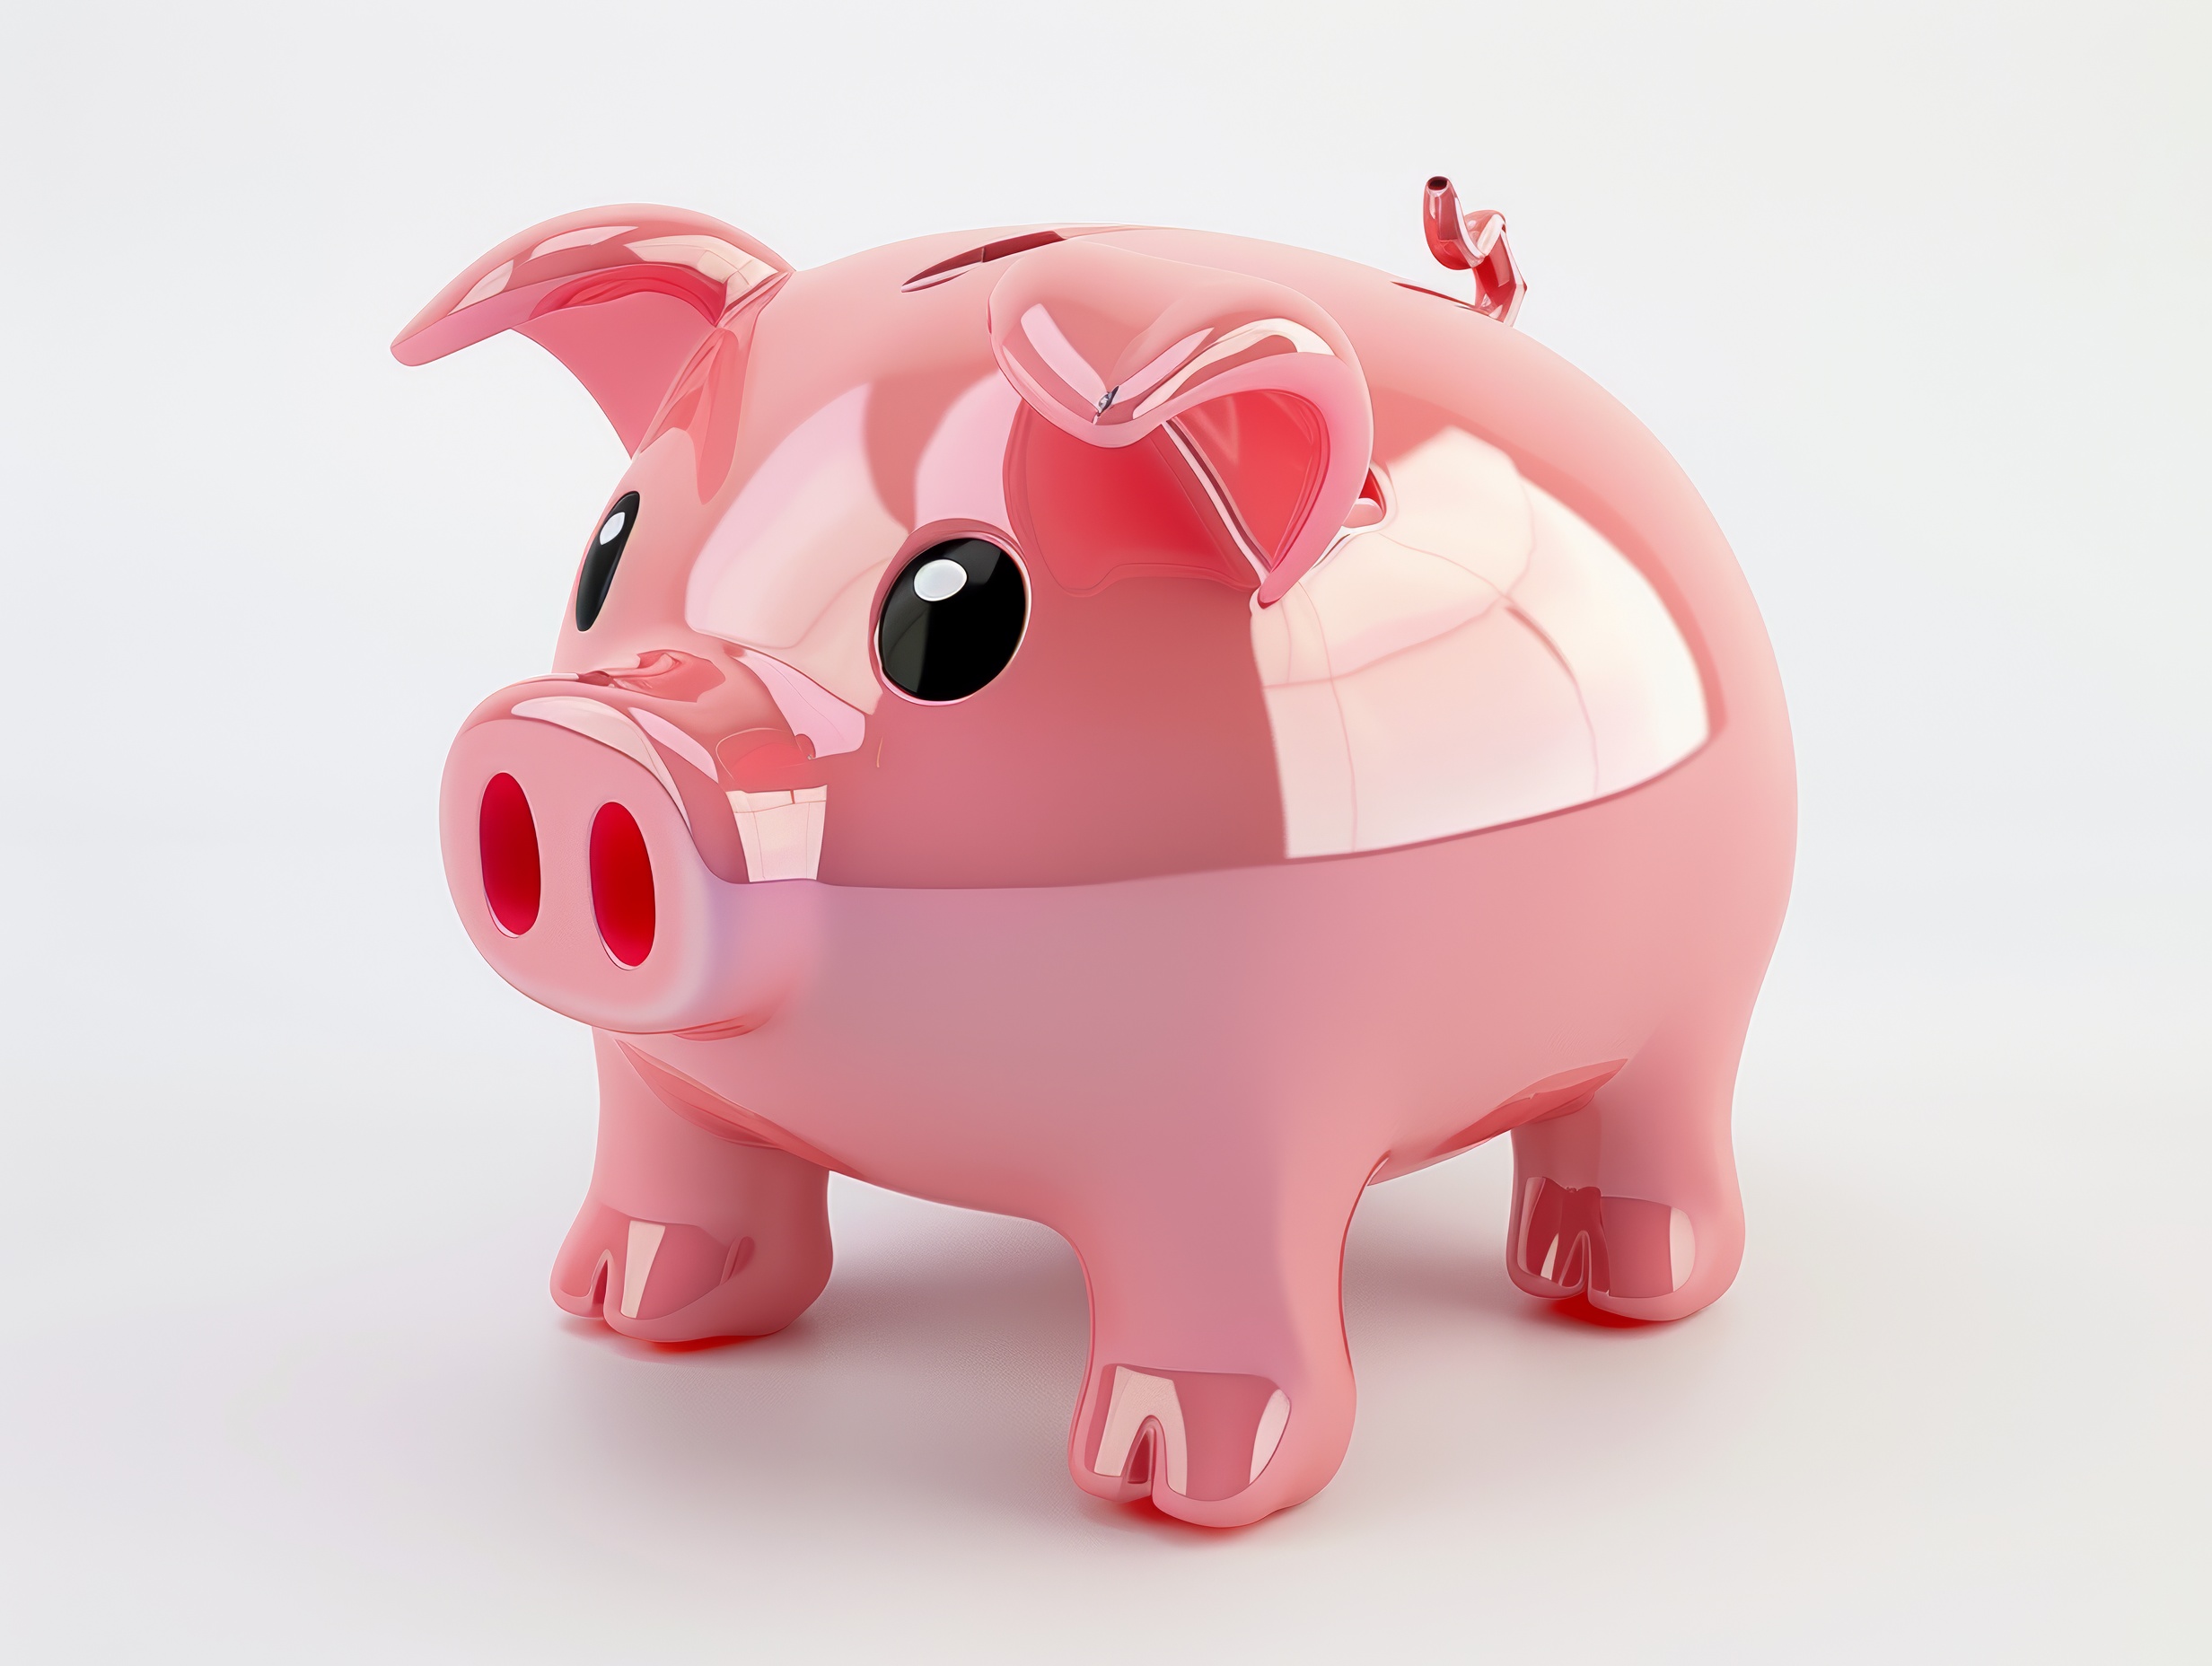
[
  {"x1": 988, "y1": 241, "x2": 1372, "y2": 604},
  {"x1": 391, "y1": 206, "x2": 792, "y2": 453}
]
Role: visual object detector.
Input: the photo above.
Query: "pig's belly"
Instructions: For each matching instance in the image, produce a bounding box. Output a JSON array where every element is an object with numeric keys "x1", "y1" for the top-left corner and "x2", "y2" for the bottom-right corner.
[{"x1": 625, "y1": 736, "x2": 1787, "y2": 1225}]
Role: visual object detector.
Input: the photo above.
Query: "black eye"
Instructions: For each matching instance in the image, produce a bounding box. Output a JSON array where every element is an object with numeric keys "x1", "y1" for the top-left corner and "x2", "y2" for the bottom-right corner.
[
  {"x1": 877, "y1": 538, "x2": 1028, "y2": 701},
  {"x1": 575, "y1": 492, "x2": 639, "y2": 630}
]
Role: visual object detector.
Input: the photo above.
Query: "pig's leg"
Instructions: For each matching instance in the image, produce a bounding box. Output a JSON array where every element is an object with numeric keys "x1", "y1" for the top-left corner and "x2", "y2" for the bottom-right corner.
[
  {"x1": 550, "y1": 1032, "x2": 833, "y2": 1341},
  {"x1": 1506, "y1": 1016, "x2": 1747, "y2": 1320},
  {"x1": 1065, "y1": 1157, "x2": 1368, "y2": 1527}
]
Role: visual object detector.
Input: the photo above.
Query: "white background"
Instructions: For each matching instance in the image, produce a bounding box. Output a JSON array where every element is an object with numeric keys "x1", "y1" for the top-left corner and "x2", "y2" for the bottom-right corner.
[{"x1": 3, "y1": 2, "x2": 2205, "y2": 1659}]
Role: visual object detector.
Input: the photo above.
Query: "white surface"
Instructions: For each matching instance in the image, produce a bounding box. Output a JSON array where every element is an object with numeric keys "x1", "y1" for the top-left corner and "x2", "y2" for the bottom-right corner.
[
  {"x1": 1, "y1": 3, "x2": 2205, "y2": 1660},
  {"x1": 912, "y1": 557, "x2": 969, "y2": 602}
]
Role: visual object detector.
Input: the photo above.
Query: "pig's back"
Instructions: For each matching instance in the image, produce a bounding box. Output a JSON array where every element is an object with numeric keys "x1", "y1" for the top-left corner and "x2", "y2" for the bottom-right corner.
[{"x1": 1099, "y1": 227, "x2": 1785, "y2": 859}]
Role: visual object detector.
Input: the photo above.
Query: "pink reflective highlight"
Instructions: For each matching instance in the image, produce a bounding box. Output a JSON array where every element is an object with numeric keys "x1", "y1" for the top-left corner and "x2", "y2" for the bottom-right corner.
[
  {"x1": 1084, "y1": 1365, "x2": 1291, "y2": 1504},
  {"x1": 390, "y1": 206, "x2": 792, "y2": 452},
  {"x1": 1510, "y1": 1178, "x2": 1696, "y2": 1302},
  {"x1": 402, "y1": 180, "x2": 1795, "y2": 1529}
]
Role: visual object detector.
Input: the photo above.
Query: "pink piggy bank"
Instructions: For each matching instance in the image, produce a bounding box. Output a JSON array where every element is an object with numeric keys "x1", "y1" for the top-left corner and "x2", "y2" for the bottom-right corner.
[{"x1": 397, "y1": 180, "x2": 1794, "y2": 1527}]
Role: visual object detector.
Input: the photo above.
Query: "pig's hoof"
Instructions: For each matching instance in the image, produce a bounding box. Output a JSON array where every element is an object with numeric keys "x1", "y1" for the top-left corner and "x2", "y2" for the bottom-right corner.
[
  {"x1": 551, "y1": 1201, "x2": 828, "y2": 1341},
  {"x1": 1508, "y1": 1175, "x2": 1707, "y2": 1320},
  {"x1": 1070, "y1": 1363, "x2": 1324, "y2": 1527}
]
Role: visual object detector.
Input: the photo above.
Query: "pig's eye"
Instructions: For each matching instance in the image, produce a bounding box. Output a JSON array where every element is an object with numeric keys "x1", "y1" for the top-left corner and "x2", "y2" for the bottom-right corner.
[
  {"x1": 575, "y1": 492, "x2": 639, "y2": 631},
  {"x1": 877, "y1": 538, "x2": 1029, "y2": 701}
]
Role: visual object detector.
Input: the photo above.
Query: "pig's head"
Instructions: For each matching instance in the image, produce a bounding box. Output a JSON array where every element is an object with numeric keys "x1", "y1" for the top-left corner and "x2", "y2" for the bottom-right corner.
[{"x1": 398, "y1": 207, "x2": 1373, "y2": 1035}]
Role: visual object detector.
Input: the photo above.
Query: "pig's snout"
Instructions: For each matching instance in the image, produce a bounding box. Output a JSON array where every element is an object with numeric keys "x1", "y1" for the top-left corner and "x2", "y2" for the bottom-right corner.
[{"x1": 439, "y1": 687, "x2": 818, "y2": 1036}]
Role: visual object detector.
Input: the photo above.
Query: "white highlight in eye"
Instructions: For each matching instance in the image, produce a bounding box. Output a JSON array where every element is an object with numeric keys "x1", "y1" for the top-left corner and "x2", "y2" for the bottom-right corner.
[
  {"x1": 912, "y1": 557, "x2": 968, "y2": 602},
  {"x1": 598, "y1": 510, "x2": 628, "y2": 544}
]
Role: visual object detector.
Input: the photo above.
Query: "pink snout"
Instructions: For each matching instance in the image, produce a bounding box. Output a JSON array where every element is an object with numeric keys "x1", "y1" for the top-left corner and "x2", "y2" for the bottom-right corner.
[{"x1": 439, "y1": 706, "x2": 817, "y2": 1035}]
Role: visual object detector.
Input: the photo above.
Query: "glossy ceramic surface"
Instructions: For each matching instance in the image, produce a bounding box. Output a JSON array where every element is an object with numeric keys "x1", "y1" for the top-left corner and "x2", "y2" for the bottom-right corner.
[{"x1": 399, "y1": 177, "x2": 1795, "y2": 1527}]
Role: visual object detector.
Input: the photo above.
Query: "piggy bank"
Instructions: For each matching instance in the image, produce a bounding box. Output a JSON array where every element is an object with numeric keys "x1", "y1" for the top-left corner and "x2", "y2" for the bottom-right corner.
[{"x1": 396, "y1": 178, "x2": 1794, "y2": 1527}]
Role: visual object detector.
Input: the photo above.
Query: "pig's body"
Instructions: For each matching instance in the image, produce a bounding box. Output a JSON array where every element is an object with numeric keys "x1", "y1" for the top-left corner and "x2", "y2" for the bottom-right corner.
[{"x1": 405, "y1": 198, "x2": 1793, "y2": 1526}]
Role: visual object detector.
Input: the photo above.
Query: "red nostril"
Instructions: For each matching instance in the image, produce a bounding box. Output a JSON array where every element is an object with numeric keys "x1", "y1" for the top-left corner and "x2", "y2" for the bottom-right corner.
[
  {"x1": 589, "y1": 802, "x2": 655, "y2": 967},
  {"x1": 478, "y1": 773, "x2": 541, "y2": 934}
]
